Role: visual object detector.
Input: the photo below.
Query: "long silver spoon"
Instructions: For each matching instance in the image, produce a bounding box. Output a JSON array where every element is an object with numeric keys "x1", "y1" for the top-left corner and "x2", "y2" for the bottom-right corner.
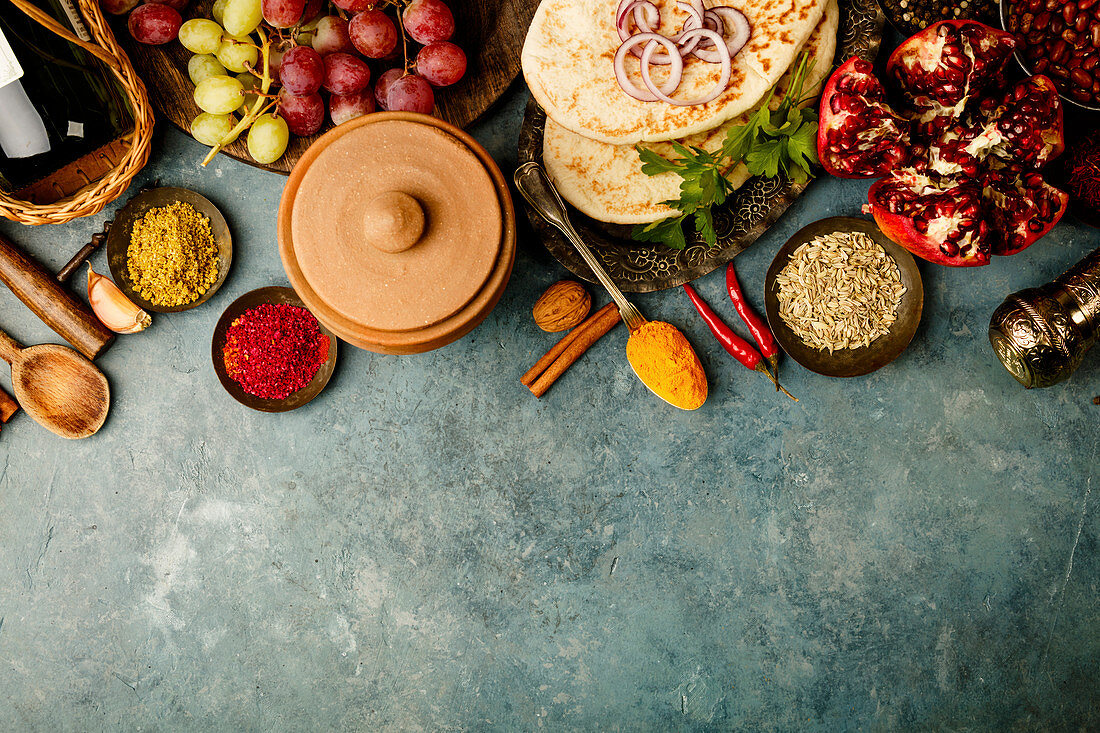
[
  {"x1": 514, "y1": 162, "x2": 703, "y2": 409},
  {"x1": 514, "y1": 162, "x2": 647, "y2": 332}
]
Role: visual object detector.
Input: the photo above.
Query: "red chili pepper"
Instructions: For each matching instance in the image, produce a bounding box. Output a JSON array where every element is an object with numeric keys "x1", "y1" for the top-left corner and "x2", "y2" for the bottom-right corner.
[
  {"x1": 683, "y1": 283, "x2": 797, "y2": 401},
  {"x1": 726, "y1": 261, "x2": 778, "y2": 377},
  {"x1": 683, "y1": 283, "x2": 762, "y2": 369}
]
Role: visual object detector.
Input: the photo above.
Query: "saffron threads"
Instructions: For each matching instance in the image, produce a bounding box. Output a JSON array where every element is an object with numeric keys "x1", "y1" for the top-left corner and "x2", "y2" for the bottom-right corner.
[
  {"x1": 223, "y1": 303, "x2": 330, "y2": 399},
  {"x1": 1065, "y1": 133, "x2": 1100, "y2": 215}
]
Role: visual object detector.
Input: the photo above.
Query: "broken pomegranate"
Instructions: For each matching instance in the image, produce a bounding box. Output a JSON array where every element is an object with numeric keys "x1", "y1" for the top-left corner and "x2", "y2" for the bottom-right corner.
[
  {"x1": 869, "y1": 173, "x2": 991, "y2": 267},
  {"x1": 981, "y1": 168, "x2": 1068, "y2": 256},
  {"x1": 984, "y1": 75, "x2": 1064, "y2": 169},
  {"x1": 928, "y1": 77, "x2": 1065, "y2": 178},
  {"x1": 818, "y1": 20, "x2": 1067, "y2": 267},
  {"x1": 886, "y1": 20, "x2": 1017, "y2": 111},
  {"x1": 817, "y1": 57, "x2": 911, "y2": 179}
]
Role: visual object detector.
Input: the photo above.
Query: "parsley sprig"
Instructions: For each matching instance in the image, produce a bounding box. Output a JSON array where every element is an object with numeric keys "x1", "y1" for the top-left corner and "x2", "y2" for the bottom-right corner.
[{"x1": 632, "y1": 52, "x2": 821, "y2": 250}]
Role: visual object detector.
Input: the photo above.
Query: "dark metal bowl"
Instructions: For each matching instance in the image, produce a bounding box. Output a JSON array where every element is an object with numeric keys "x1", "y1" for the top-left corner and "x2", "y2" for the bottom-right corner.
[
  {"x1": 764, "y1": 216, "x2": 924, "y2": 378},
  {"x1": 999, "y1": 0, "x2": 1100, "y2": 114},
  {"x1": 211, "y1": 286, "x2": 338, "y2": 413},
  {"x1": 882, "y1": 0, "x2": 1000, "y2": 38},
  {"x1": 107, "y1": 186, "x2": 233, "y2": 313}
]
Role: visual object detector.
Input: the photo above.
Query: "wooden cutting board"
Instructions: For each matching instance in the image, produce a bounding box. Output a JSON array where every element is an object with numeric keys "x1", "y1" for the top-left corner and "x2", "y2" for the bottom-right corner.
[{"x1": 118, "y1": 0, "x2": 539, "y2": 174}]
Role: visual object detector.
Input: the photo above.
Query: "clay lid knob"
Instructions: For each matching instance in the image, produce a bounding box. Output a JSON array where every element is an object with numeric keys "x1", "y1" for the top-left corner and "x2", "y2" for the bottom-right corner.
[{"x1": 362, "y1": 190, "x2": 425, "y2": 253}]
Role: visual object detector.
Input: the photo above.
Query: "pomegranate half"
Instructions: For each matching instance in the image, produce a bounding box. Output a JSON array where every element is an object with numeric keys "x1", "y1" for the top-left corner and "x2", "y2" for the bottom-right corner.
[{"x1": 819, "y1": 20, "x2": 1067, "y2": 267}]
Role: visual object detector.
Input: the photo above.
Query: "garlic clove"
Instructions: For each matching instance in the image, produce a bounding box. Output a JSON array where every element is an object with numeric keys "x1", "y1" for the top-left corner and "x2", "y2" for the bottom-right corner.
[{"x1": 87, "y1": 264, "x2": 152, "y2": 334}]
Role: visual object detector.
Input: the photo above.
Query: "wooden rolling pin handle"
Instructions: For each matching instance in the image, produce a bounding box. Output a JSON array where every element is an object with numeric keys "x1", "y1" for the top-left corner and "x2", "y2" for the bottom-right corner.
[
  {"x1": 0, "y1": 329, "x2": 22, "y2": 365},
  {"x1": 0, "y1": 386, "x2": 18, "y2": 423},
  {"x1": 57, "y1": 229, "x2": 108, "y2": 284},
  {"x1": 0, "y1": 232, "x2": 115, "y2": 361}
]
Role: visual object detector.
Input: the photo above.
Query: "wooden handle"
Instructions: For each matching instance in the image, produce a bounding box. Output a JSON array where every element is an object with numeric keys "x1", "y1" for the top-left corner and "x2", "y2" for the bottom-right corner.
[
  {"x1": 0, "y1": 328, "x2": 22, "y2": 365},
  {"x1": 0, "y1": 386, "x2": 18, "y2": 423},
  {"x1": 0, "y1": 233, "x2": 115, "y2": 361}
]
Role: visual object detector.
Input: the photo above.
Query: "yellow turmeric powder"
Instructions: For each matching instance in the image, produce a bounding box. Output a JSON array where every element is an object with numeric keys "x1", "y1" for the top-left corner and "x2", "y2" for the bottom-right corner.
[{"x1": 626, "y1": 321, "x2": 707, "y2": 410}]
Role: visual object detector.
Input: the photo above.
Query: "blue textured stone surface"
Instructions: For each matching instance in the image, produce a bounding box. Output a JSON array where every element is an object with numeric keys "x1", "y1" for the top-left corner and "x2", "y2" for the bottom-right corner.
[{"x1": 1, "y1": 84, "x2": 1098, "y2": 730}]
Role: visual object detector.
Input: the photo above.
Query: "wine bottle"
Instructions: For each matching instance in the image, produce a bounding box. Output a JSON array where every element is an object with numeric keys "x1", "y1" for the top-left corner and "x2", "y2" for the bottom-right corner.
[{"x1": 0, "y1": 0, "x2": 133, "y2": 199}]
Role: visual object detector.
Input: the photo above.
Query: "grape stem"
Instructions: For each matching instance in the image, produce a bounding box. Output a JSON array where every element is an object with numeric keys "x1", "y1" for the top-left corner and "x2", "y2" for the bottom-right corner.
[
  {"x1": 202, "y1": 28, "x2": 273, "y2": 167},
  {"x1": 370, "y1": 0, "x2": 413, "y2": 73},
  {"x1": 398, "y1": 2, "x2": 410, "y2": 72},
  {"x1": 227, "y1": 36, "x2": 260, "y2": 51},
  {"x1": 258, "y1": 99, "x2": 280, "y2": 117}
]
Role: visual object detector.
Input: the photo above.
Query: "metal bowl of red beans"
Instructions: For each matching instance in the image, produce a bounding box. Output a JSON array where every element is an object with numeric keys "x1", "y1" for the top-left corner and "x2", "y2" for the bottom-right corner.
[
  {"x1": 1001, "y1": 0, "x2": 1100, "y2": 111},
  {"x1": 211, "y1": 286, "x2": 338, "y2": 413}
]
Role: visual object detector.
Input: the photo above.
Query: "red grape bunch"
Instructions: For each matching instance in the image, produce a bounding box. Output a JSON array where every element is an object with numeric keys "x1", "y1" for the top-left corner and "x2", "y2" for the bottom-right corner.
[{"x1": 105, "y1": 0, "x2": 467, "y2": 166}]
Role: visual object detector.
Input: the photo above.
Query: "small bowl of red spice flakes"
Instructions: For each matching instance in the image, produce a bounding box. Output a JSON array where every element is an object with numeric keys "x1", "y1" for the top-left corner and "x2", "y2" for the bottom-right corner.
[
  {"x1": 212, "y1": 286, "x2": 337, "y2": 412},
  {"x1": 1053, "y1": 119, "x2": 1100, "y2": 228}
]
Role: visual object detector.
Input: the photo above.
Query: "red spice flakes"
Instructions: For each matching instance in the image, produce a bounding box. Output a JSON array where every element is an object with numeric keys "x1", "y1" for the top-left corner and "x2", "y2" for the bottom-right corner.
[
  {"x1": 1065, "y1": 132, "x2": 1100, "y2": 215},
  {"x1": 222, "y1": 303, "x2": 330, "y2": 399}
]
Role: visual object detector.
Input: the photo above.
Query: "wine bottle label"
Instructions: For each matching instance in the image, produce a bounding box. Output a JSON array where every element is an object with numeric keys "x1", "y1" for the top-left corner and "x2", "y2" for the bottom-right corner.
[
  {"x1": 56, "y1": 0, "x2": 92, "y2": 43},
  {"x1": 0, "y1": 28, "x2": 25, "y2": 89}
]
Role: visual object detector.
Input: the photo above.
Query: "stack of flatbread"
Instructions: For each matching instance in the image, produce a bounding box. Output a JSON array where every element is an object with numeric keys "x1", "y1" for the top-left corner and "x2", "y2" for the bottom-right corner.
[{"x1": 521, "y1": 0, "x2": 840, "y2": 225}]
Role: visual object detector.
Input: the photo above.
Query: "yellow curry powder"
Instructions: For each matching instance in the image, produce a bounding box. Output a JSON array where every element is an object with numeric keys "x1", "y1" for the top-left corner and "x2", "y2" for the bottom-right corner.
[
  {"x1": 127, "y1": 202, "x2": 219, "y2": 307},
  {"x1": 626, "y1": 321, "x2": 707, "y2": 410}
]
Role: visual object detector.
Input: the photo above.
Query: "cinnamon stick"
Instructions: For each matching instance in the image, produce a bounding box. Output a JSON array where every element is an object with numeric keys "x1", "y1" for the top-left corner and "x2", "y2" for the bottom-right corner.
[
  {"x1": 528, "y1": 305, "x2": 622, "y2": 398},
  {"x1": 521, "y1": 302, "x2": 618, "y2": 387},
  {"x1": 0, "y1": 386, "x2": 18, "y2": 423}
]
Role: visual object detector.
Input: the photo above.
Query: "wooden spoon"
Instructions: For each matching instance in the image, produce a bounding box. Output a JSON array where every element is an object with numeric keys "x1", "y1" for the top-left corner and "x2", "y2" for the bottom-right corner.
[{"x1": 0, "y1": 328, "x2": 109, "y2": 439}]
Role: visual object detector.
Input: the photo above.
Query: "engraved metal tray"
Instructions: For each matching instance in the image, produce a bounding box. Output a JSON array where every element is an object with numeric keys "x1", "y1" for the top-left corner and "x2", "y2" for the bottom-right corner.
[{"x1": 517, "y1": 0, "x2": 885, "y2": 292}]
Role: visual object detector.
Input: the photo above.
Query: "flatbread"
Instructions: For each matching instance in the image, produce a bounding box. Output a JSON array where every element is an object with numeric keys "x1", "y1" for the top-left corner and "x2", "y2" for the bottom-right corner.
[
  {"x1": 543, "y1": 0, "x2": 838, "y2": 225},
  {"x1": 522, "y1": 0, "x2": 830, "y2": 145}
]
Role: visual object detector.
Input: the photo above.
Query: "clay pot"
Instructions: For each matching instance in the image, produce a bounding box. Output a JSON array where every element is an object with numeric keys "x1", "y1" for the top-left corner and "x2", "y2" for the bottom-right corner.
[{"x1": 278, "y1": 112, "x2": 516, "y2": 354}]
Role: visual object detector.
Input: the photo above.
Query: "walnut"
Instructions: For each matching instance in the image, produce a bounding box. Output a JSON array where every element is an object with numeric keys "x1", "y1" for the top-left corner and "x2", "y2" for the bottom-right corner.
[{"x1": 532, "y1": 280, "x2": 591, "y2": 332}]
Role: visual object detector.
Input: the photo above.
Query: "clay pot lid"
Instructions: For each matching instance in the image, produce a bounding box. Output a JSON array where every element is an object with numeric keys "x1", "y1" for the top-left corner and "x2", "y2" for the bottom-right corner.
[{"x1": 279, "y1": 112, "x2": 515, "y2": 353}]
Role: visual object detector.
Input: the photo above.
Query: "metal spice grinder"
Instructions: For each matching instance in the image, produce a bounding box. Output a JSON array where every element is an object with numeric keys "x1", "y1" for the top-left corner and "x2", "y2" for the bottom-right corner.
[{"x1": 988, "y1": 247, "x2": 1100, "y2": 388}]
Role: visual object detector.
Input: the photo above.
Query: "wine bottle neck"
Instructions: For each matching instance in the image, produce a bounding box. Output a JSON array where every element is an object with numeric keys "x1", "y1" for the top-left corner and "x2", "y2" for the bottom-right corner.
[
  {"x1": 0, "y1": 27, "x2": 51, "y2": 159},
  {"x1": 52, "y1": 0, "x2": 92, "y2": 42}
]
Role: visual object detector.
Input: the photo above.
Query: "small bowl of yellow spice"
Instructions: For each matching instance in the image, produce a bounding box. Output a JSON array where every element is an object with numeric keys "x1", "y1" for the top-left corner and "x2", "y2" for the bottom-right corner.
[{"x1": 107, "y1": 187, "x2": 232, "y2": 313}]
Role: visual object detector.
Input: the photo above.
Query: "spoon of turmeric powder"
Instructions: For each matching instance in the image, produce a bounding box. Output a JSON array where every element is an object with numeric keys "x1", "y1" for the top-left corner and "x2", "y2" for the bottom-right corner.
[{"x1": 515, "y1": 163, "x2": 707, "y2": 410}]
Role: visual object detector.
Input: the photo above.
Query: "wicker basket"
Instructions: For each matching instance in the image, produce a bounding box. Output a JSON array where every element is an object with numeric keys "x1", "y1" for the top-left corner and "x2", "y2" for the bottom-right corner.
[{"x1": 0, "y1": 0, "x2": 153, "y2": 226}]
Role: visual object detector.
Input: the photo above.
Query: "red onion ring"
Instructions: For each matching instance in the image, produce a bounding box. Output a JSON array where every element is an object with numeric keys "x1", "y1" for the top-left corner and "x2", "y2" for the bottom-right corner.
[
  {"x1": 612, "y1": 2, "x2": 749, "y2": 106},
  {"x1": 693, "y1": 9, "x2": 721, "y2": 48},
  {"x1": 617, "y1": 0, "x2": 659, "y2": 40},
  {"x1": 671, "y1": 1, "x2": 708, "y2": 57},
  {"x1": 614, "y1": 32, "x2": 685, "y2": 102},
  {"x1": 692, "y1": 7, "x2": 751, "y2": 62},
  {"x1": 675, "y1": 0, "x2": 703, "y2": 25},
  {"x1": 640, "y1": 27, "x2": 731, "y2": 106},
  {"x1": 621, "y1": 0, "x2": 682, "y2": 64},
  {"x1": 671, "y1": 11, "x2": 705, "y2": 57}
]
